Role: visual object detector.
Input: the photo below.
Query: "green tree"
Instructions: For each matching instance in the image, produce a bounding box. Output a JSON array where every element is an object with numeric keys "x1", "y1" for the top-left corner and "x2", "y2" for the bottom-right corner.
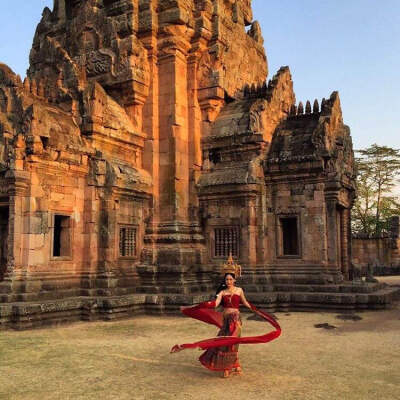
[{"x1": 353, "y1": 144, "x2": 400, "y2": 236}]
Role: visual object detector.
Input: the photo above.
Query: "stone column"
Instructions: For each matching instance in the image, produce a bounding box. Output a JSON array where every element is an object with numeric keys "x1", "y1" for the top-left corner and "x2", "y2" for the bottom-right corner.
[
  {"x1": 246, "y1": 197, "x2": 258, "y2": 265},
  {"x1": 157, "y1": 31, "x2": 192, "y2": 224},
  {"x1": 136, "y1": 8, "x2": 214, "y2": 297},
  {"x1": 139, "y1": 26, "x2": 206, "y2": 269},
  {"x1": 326, "y1": 198, "x2": 339, "y2": 268},
  {"x1": 4, "y1": 170, "x2": 29, "y2": 276},
  {"x1": 340, "y1": 208, "x2": 350, "y2": 279},
  {"x1": 94, "y1": 194, "x2": 119, "y2": 296},
  {"x1": 187, "y1": 52, "x2": 203, "y2": 220},
  {"x1": 142, "y1": 35, "x2": 160, "y2": 224},
  {"x1": 137, "y1": 0, "x2": 160, "y2": 266}
]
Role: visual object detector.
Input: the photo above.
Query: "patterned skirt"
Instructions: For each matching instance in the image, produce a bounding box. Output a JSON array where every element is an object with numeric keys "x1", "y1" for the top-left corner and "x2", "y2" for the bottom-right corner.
[{"x1": 199, "y1": 311, "x2": 242, "y2": 371}]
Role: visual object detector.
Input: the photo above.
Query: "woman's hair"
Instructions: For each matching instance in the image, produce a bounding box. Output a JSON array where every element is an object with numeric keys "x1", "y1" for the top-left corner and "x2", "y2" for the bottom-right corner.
[{"x1": 215, "y1": 273, "x2": 236, "y2": 297}]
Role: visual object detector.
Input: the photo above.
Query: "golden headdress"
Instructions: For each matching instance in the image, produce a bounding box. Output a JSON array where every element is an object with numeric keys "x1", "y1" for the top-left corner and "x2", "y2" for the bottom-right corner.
[{"x1": 221, "y1": 254, "x2": 242, "y2": 278}]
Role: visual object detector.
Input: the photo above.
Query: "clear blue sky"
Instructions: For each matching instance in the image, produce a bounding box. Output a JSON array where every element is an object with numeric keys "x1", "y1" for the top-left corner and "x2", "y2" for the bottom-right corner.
[{"x1": 0, "y1": 0, "x2": 399, "y2": 151}]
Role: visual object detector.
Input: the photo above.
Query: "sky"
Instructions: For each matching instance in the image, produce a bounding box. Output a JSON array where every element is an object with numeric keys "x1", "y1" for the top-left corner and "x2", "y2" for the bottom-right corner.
[{"x1": 0, "y1": 0, "x2": 399, "y2": 151}]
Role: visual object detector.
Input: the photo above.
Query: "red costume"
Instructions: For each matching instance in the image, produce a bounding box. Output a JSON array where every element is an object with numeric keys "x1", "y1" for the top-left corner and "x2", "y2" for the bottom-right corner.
[{"x1": 222, "y1": 293, "x2": 241, "y2": 309}]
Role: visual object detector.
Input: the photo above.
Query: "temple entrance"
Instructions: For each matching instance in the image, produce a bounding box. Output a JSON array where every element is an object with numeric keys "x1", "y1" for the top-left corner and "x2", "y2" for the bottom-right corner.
[
  {"x1": 0, "y1": 204, "x2": 8, "y2": 281},
  {"x1": 280, "y1": 217, "x2": 300, "y2": 256}
]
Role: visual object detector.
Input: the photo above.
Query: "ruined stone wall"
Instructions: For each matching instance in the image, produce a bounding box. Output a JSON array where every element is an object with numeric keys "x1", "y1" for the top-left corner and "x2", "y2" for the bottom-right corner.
[
  {"x1": 352, "y1": 238, "x2": 394, "y2": 267},
  {"x1": 265, "y1": 180, "x2": 329, "y2": 266},
  {"x1": 352, "y1": 217, "x2": 400, "y2": 270}
]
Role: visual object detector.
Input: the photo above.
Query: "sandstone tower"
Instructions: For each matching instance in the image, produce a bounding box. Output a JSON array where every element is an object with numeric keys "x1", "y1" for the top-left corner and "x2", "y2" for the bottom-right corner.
[{"x1": 0, "y1": 0, "x2": 394, "y2": 328}]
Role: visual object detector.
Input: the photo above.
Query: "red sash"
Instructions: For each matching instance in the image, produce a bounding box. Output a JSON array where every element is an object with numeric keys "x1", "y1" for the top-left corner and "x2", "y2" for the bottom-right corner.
[{"x1": 170, "y1": 301, "x2": 281, "y2": 353}]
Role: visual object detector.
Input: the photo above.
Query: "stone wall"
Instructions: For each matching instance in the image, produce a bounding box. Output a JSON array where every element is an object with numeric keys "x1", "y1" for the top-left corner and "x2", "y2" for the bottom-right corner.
[
  {"x1": 352, "y1": 238, "x2": 400, "y2": 270},
  {"x1": 0, "y1": 60, "x2": 152, "y2": 303},
  {"x1": 352, "y1": 217, "x2": 400, "y2": 274}
]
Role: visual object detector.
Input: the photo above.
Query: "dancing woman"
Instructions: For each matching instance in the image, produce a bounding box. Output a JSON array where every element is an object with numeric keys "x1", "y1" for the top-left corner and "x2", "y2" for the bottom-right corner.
[
  {"x1": 171, "y1": 256, "x2": 281, "y2": 378},
  {"x1": 199, "y1": 271, "x2": 250, "y2": 377}
]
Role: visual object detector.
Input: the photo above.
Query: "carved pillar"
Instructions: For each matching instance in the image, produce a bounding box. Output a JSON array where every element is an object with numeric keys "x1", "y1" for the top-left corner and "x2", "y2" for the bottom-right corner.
[
  {"x1": 97, "y1": 193, "x2": 118, "y2": 274},
  {"x1": 187, "y1": 52, "x2": 202, "y2": 220},
  {"x1": 5, "y1": 170, "x2": 30, "y2": 275},
  {"x1": 342, "y1": 208, "x2": 351, "y2": 279},
  {"x1": 157, "y1": 31, "x2": 191, "y2": 223},
  {"x1": 246, "y1": 197, "x2": 258, "y2": 265},
  {"x1": 326, "y1": 198, "x2": 339, "y2": 268},
  {"x1": 94, "y1": 193, "x2": 119, "y2": 296},
  {"x1": 136, "y1": 25, "x2": 208, "y2": 272},
  {"x1": 339, "y1": 208, "x2": 349, "y2": 278},
  {"x1": 142, "y1": 35, "x2": 160, "y2": 225}
]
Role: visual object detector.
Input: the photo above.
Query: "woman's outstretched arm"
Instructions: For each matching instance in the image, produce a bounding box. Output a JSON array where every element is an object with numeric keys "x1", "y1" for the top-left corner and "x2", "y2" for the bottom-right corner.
[
  {"x1": 240, "y1": 288, "x2": 252, "y2": 310},
  {"x1": 215, "y1": 291, "x2": 223, "y2": 308}
]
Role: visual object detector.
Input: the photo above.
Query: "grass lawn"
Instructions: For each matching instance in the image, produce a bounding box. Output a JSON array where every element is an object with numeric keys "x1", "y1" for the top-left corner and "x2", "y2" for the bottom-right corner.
[{"x1": 1, "y1": 303, "x2": 399, "y2": 400}]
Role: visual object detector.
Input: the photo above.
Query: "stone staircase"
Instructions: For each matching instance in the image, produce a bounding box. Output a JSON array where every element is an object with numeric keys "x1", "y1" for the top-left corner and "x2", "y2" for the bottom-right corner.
[{"x1": 240, "y1": 266, "x2": 400, "y2": 311}]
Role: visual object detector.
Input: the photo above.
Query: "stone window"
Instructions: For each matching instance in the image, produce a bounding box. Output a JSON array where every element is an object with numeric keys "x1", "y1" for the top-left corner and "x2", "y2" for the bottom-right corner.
[
  {"x1": 280, "y1": 217, "x2": 300, "y2": 256},
  {"x1": 214, "y1": 227, "x2": 240, "y2": 258},
  {"x1": 119, "y1": 226, "x2": 137, "y2": 258},
  {"x1": 52, "y1": 215, "x2": 71, "y2": 258}
]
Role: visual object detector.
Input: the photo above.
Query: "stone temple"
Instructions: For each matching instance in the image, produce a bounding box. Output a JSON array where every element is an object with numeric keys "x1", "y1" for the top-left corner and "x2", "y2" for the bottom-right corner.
[{"x1": 0, "y1": 0, "x2": 396, "y2": 328}]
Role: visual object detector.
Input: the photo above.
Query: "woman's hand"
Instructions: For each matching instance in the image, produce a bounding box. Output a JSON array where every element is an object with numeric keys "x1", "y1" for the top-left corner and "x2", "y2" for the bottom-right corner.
[
  {"x1": 170, "y1": 344, "x2": 184, "y2": 353},
  {"x1": 215, "y1": 292, "x2": 222, "y2": 308}
]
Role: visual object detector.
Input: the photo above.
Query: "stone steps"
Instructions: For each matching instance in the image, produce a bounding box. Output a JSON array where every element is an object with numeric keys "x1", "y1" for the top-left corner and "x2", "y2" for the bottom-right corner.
[
  {"x1": 1, "y1": 285, "x2": 399, "y2": 330},
  {"x1": 246, "y1": 287, "x2": 400, "y2": 311},
  {"x1": 242, "y1": 282, "x2": 386, "y2": 294},
  {"x1": 239, "y1": 268, "x2": 344, "y2": 285}
]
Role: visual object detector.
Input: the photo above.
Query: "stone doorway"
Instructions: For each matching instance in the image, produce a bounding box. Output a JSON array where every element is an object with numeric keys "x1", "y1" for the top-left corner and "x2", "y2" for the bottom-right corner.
[
  {"x1": 0, "y1": 204, "x2": 8, "y2": 281},
  {"x1": 278, "y1": 216, "x2": 300, "y2": 257}
]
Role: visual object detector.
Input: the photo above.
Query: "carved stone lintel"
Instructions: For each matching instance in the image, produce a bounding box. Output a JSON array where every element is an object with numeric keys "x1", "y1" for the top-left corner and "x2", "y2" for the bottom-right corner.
[{"x1": 5, "y1": 170, "x2": 30, "y2": 196}]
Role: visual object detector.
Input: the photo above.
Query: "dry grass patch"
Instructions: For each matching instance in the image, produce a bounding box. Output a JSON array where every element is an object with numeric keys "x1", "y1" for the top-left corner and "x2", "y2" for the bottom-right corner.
[{"x1": 1, "y1": 304, "x2": 399, "y2": 400}]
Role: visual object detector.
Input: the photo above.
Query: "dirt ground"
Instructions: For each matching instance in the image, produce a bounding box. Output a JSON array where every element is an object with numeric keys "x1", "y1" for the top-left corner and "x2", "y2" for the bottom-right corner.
[{"x1": 0, "y1": 300, "x2": 399, "y2": 400}]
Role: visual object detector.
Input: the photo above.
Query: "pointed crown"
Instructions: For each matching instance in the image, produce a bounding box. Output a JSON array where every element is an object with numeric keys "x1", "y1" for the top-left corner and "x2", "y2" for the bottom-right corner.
[{"x1": 221, "y1": 254, "x2": 242, "y2": 278}]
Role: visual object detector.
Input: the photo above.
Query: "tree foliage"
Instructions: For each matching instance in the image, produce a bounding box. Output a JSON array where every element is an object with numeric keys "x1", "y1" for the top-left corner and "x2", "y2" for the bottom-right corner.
[{"x1": 352, "y1": 144, "x2": 400, "y2": 236}]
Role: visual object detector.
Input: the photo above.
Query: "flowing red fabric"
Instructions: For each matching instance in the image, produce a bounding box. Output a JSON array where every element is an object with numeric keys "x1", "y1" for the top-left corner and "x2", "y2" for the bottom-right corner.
[{"x1": 170, "y1": 300, "x2": 281, "y2": 353}]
